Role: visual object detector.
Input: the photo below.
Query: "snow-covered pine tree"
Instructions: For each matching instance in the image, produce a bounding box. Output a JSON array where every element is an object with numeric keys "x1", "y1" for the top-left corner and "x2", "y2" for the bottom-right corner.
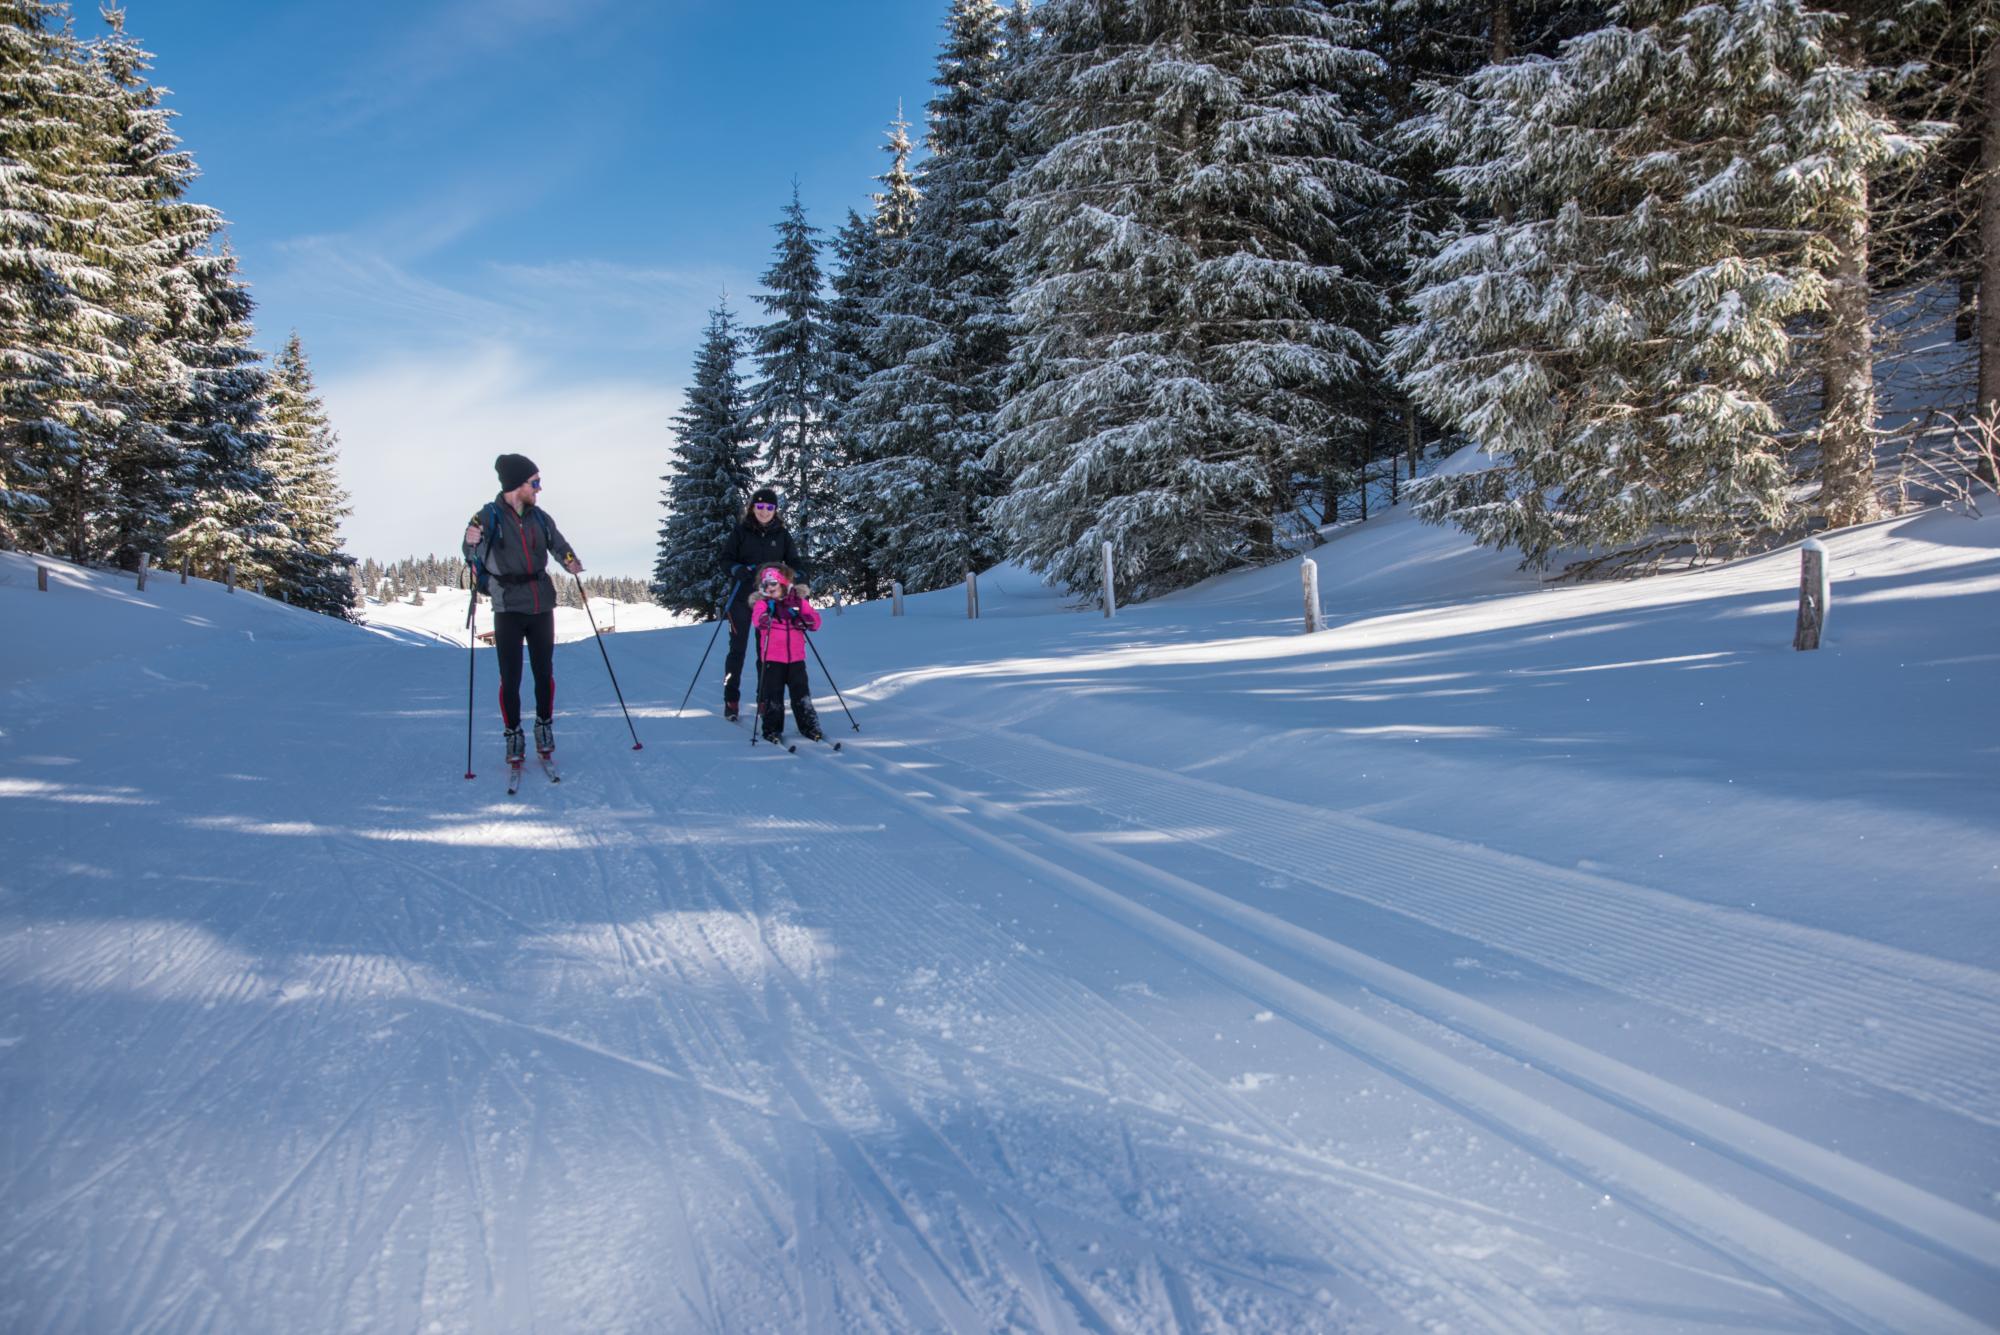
[
  {"x1": 164, "y1": 245, "x2": 281, "y2": 585},
  {"x1": 842, "y1": 0, "x2": 1019, "y2": 594},
  {"x1": 0, "y1": 1, "x2": 149, "y2": 556},
  {"x1": 1392, "y1": 0, "x2": 1919, "y2": 567},
  {"x1": 1366, "y1": 0, "x2": 1609, "y2": 517},
  {"x1": 874, "y1": 104, "x2": 922, "y2": 241},
  {"x1": 1848, "y1": 0, "x2": 1999, "y2": 483},
  {"x1": 822, "y1": 207, "x2": 892, "y2": 599},
  {"x1": 653, "y1": 299, "x2": 755, "y2": 615},
  {"x1": 89, "y1": 9, "x2": 237, "y2": 572},
  {"x1": 992, "y1": 0, "x2": 1390, "y2": 599},
  {"x1": 261, "y1": 333, "x2": 356, "y2": 617},
  {"x1": 817, "y1": 112, "x2": 923, "y2": 599},
  {"x1": 747, "y1": 186, "x2": 833, "y2": 557}
]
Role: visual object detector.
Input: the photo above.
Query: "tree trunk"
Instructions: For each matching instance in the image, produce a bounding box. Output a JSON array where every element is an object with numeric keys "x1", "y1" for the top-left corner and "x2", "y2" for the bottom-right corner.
[
  {"x1": 1819, "y1": 178, "x2": 1878, "y2": 528},
  {"x1": 1979, "y1": 28, "x2": 2000, "y2": 485},
  {"x1": 1490, "y1": 0, "x2": 1514, "y2": 62}
]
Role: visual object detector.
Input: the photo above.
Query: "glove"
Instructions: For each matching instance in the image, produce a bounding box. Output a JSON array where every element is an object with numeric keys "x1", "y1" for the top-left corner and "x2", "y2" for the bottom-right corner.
[
  {"x1": 792, "y1": 582, "x2": 812, "y2": 599},
  {"x1": 731, "y1": 564, "x2": 750, "y2": 579}
]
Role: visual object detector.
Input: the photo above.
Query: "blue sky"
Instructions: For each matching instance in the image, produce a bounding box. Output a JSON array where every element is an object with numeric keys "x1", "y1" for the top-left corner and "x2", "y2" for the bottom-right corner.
[{"x1": 94, "y1": 1, "x2": 952, "y2": 575}]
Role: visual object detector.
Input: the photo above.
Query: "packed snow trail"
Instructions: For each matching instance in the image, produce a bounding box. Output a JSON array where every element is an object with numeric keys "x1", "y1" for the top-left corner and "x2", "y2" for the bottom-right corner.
[{"x1": 3, "y1": 537, "x2": 1998, "y2": 1332}]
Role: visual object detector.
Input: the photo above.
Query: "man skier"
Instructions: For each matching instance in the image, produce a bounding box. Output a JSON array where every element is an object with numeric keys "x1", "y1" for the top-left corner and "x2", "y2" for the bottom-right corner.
[{"x1": 462, "y1": 453, "x2": 583, "y2": 773}]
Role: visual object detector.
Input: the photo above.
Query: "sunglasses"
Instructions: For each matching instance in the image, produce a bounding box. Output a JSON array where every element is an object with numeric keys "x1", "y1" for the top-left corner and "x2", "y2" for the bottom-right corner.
[
  {"x1": 529, "y1": 477, "x2": 542, "y2": 490},
  {"x1": 752, "y1": 502, "x2": 775, "y2": 511},
  {"x1": 761, "y1": 581, "x2": 783, "y2": 589}
]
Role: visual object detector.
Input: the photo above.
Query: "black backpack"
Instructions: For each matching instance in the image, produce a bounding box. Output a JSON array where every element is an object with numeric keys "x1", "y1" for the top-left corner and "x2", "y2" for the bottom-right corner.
[{"x1": 470, "y1": 502, "x2": 554, "y2": 597}]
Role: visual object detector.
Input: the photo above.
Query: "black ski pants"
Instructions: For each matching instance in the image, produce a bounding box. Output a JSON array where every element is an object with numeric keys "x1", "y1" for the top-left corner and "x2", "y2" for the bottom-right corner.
[
  {"x1": 757, "y1": 660, "x2": 815, "y2": 736},
  {"x1": 722, "y1": 596, "x2": 753, "y2": 705},
  {"x1": 493, "y1": 610, "x2": 555, "y2": 730}
]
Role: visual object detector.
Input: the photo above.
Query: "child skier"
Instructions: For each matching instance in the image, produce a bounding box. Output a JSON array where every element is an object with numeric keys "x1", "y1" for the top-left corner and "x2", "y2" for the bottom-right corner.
[{"x1": 749, "y1": 565, "x2": 824, "y2": 744}]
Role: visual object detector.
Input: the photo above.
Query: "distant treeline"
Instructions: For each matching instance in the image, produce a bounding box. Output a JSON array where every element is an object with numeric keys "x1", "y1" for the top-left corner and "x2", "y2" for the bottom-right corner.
[{"x1": 359, "y1": 556, "x2": 647, "y2": 608}]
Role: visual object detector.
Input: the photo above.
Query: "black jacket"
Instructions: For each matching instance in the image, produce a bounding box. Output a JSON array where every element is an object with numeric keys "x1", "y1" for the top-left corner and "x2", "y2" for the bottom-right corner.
[
  {"x1": 721, "y1": 518, "x2": 804, "y2": 605},
  {"x1": 463, "y1": 495, "x2": 576, "y2": 616}
]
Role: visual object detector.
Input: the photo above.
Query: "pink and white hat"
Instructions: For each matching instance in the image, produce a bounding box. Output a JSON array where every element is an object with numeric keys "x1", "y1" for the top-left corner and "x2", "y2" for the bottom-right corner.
[{"x1": 758, "y1": 566, "x2": 790, "y2": 588}]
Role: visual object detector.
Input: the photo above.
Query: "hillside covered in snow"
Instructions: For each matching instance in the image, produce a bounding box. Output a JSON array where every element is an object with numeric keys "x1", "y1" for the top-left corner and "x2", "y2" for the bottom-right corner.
[{"x1": 3, "y1": 495, "x2": 1998, "y2": 1332}]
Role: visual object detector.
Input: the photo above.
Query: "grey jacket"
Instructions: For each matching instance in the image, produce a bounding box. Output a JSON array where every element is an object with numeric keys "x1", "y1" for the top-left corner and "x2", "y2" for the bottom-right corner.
[{"x1": 463, "y1": 495, "x2": 577, "y2": 616}]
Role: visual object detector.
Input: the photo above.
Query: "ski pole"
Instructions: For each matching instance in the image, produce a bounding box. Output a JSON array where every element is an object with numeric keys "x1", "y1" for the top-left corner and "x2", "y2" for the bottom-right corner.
[
  {"x1": 750, "y1": 600, "x2": 767, "y2": 747},
  {"x1": 675, "y1": 576, "x2": 743, "y2": 716},
  {"x1": 463, "y1": 577, "x2": 480, "y2": 778},
  {"x1": 574, "y1": 574, "x2": 643, "y2": 750},
  {"x1": 798, "y1": 626, "x2": 860, "y2": 732}
]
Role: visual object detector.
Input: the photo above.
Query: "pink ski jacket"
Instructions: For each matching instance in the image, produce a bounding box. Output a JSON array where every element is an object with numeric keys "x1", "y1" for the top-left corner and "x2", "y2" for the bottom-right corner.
[{"x1": 751, "y1": 596, "x2": 821, "y2": 664}]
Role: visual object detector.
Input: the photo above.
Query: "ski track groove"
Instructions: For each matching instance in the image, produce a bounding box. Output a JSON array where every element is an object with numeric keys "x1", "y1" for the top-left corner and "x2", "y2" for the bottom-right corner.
[
  {"x1": 912, "y1": 721, "x2": 2000, "y2": 1127},
  {"x1": 578, "y1": 745, "x2": 1009, "y2": 1326},
  {"x1": 807, "y1": 735, "x2": 1993, "y2": 1334},
  {"x1": 0, "y1": 1002, "x2": 288, "y2": 1256},
  {"x1": 683, "y1": 757, "x2": 1561, "y2": 1332},
  {"x1": 587, "y1": 756, "x2": 988, "y2": 1328},
  {"x1": 136, "y1": 1156, "x2": 261, "y2": 1335},
  {"x1": 222, "y1": 1028, "x2": 437, "y2": 1260},
  {"x1": 730, "y1": 850, "x2": 1080, "y2": 1331},
  {"x1": 894, "y1": 1014, "x2": 1790, "y2": 1314},
  {"x1": 861, "y1": 731, "x2": 2000, "y2": 1277}
]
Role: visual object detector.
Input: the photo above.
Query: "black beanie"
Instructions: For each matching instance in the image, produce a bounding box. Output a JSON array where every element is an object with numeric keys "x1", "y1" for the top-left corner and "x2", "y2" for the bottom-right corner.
[
  {"x1": 751, "y1": 486, "x2": 779, "y2": 507},
  {"x1": 496, "y1": 453, "x2": 539, "y2": 491}
]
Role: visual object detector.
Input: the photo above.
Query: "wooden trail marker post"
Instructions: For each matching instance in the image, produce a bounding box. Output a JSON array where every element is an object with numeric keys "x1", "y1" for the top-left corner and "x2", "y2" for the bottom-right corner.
[
  {"x1": 36, "y1": 565, "x2": 49, "y2": 592},
  {"x1": 137, "y1": 553, "x2": 150, "y2": 592},
  {"x1": 1302, "y1": 558, "x2": 1324, "y2": 633},
  {"x1": 1794, "y1": 538, "x2": 1829, "y2": 651},
  {"x1": 965, "y1": 570, "x2": 979, "y2": 619},
  {"x1": 225, "y1": 563, "x2": 236, "y2": 593},
  {"x1": 891, "y1": 581, "x2": 904, "y2": 616},
  {"x1": 180, "y1": 553, "x2": 190, "y2": 584},
  {"x1": 1101, "y1": 542, "x2": 1116, "y2": 617}
]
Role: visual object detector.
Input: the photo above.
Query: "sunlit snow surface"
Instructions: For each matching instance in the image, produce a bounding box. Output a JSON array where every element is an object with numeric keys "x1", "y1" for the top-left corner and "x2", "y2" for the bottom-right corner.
[{"x1": 3, "y1": 495, "x2": 1998, "y2": 1332}]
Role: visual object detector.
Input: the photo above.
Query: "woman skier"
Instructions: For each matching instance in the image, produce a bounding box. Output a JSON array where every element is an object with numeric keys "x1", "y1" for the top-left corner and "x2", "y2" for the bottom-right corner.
[{"x1": 718, "y1": 487, "x2": 807, "y2": 721}]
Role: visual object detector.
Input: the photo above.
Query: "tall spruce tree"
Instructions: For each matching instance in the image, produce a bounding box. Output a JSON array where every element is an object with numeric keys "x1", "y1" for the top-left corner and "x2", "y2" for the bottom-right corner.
[
  {"x1": 1848, "y1": 0, "x2": 2000, "y2": 483},
  {"x1": 1366, "y1": 0, "x2": 1610, "y2": 513},
  {"x1": 992, "y1": 0, "x2": 1390, "y2": 599},
  {"x1": 1392, "y1": 0, "x2": 1920, "y2": 567},
  {"x1": 873, "y1": 105, "x2": 922, "y2": 239},
  {"x1": 842, "y1": 0, "x2": 1018, "y2": 593},
  {"x1": 654, "y1": 299, "x2": 755, "y2": 615},
  {"x1": 164, "y1": 245, "x2": 280, "y2": 583},
  {"x1": 262, "y1": 333, "x2": 356, "y2": 616},
  {"x1": 747, "y1": 185, "x2": 834, "y2": 557},
  {"x1": 819, "y1": 113, "x2": 924, "y2": 599},
  {"x1": 91, "y1": 10, "x2": 237, "y2": 571},
  {"x1": 822, "y1": 208, "x2": 892, "y2": 598},
  {"x1": 0, "y1": 1, "x2": 146, "y2": 556}
]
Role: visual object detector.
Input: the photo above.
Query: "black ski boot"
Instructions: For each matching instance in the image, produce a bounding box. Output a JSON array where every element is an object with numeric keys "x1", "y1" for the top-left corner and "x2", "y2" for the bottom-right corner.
[
  {"x1": 504, "y1": 727, "x2": 526, "y2": 766},
  {"x1": 795, "y1": 703, "x2": 824, "y2": 743},
  {"x1": 723, "y1": 699, "x2": 740, "y2": 723},
  {"x1": 534, "y1": 718, "x2": 555, "y2": 758}
]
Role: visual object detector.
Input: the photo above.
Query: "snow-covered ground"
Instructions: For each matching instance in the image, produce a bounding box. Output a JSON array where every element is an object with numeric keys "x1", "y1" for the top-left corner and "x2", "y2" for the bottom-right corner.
[
  {"x1": 3, "y1": 495, "x2": 1998, "y2": 1332},
  {"x1": 361, "y1": 587, "x2": 693, "y2": 647}
]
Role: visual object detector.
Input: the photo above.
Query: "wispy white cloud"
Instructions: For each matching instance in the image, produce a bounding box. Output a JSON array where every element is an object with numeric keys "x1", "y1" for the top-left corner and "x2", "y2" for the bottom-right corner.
[
  {"x1": 314, "y1": 0, "x2": 620, "y2": 132},
  {"x1": 264, "y1": 233, "x2": 744, "y2": 364},
  {"x1": 322, "y1": 345, "x2": 682, "y2": 577}
]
